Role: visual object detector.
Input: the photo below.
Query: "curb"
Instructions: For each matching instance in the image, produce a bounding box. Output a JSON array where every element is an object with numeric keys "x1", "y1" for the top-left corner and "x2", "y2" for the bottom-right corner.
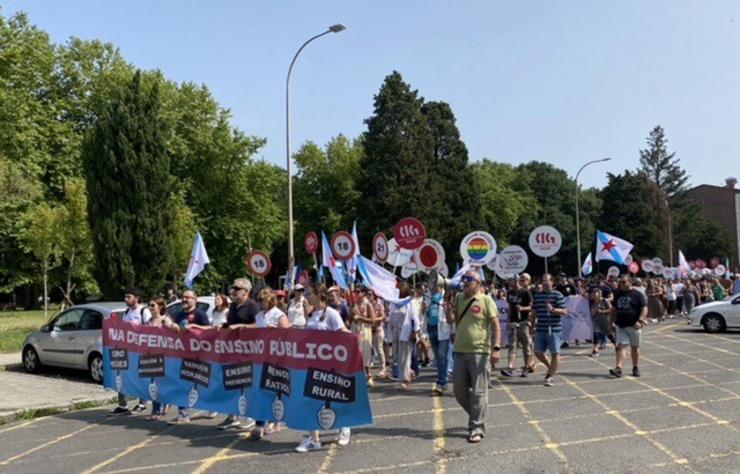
[{"x1": 0, "y1": 396, "x2": 117, "y2": 426}]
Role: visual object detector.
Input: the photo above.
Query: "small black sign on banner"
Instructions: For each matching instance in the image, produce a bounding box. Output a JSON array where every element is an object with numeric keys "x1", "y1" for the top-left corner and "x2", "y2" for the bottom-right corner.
[
  {"x1": 259, "y1": 362, "x2": 291, "y2": 396},
  {"x1": 179, "y1": 359, "x2": 211, "y2": 387},
  {"x1": 138, "y1": 354, "x2": 165, "y2": 378},
  {"x1": 303, "y1": 368, "x2": 355, "y2": 403},
  {"x1": 110, "y1": 348, "x2": 129, "y2": 370},
  {"x1": 222, "y1": 363, "x2": 253, "y2": 391}
]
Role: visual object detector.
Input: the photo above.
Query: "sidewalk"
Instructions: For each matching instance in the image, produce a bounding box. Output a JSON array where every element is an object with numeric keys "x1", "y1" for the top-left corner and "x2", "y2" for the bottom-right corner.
[{"x1": 0, "y1": 354, "x2": 116, "y2": 424}]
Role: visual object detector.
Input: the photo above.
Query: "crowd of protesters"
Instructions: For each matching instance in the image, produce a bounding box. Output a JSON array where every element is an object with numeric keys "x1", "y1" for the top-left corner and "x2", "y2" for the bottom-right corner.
[{"x1": 112, "y1": 270, "x2": 740, "y2": 448}]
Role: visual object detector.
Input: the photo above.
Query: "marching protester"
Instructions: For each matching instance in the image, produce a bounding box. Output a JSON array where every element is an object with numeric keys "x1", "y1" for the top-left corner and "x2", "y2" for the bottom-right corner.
[
  {"x1": 532, "y1": 274, "x2": 567, "y2": 387},
  {"x1": 501, "y1": 277, "x2": 533, "y2": 378},
  {"x1": 211, "y1": 292, "x2": 229, "y2": 326},
  {"x1": 287, "y1": 284, "x2": 310, "y2": 329},
  {"x1": 328, "y1": 286, "x2": 351, "y2": 325},
  {"x1": 295, "y1": 288, "x2": 353, "y2": 452},
  {"x1": 446, "y1": 270, "x2": 500, "y2": 443},
  {"x1": 589, "y1": 287, "x2": 613, "y2": 357},
  {"x1": 424, "y1": 280, "x2": 452, "y2": 395},
  {"x1": 350, "y1": 286, "x2": 376, "y2": 387},
  {"x1": 216, "y1": 278, "x2": 259, "y2": 431},
  {"x1": 251, "y1": 287, "x2": 290, "y2": 440},
  {"x1": 398, "y1": 288, "x2": 421, "y2": 389},
  {"x1": 646, "y1": 279, "x2": 666, "y2": 323},
  {"x1": 387, "y1": 286, "x2": 411, "y2": 381},
  {"x1": 111, "y1": 287, "x2": 152, "y2": 415},
  {"x1": 610, "y1": 276, "x2": 648, "y2": 378},
  {"x1": 146, "y1": 297, "x2": 174, "y2": 420},
  {"x1": 275, "y1": 289, "x2": 289, "y2": 313},
  {"x1": 168, "y1": 289, "x2": 210, "y2": 424},
  {"x1": 368, "y1": 291, "x2": 388, "y2": 378}
]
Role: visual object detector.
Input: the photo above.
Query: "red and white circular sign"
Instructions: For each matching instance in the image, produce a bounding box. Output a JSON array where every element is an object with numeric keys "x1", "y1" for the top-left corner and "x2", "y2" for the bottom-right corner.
[
  {"x1": 331, "y1": 231, "x2": 355, "y2": 260},
  {"x1": 528, "y1": 225, "x2": 562, "y2": 258},
  {"x1": 373, "y1": 233, "x2": 389, "y2": 263},
  {"x1": 393, "y1": 217, "x2": 426, "y2": 250},
  {"x1": 628, "y1": 262, "x2": 640, "y2": 274},
  {"x1": 414, "y1": 239, "x2": 445, "y2": 272},
  {"x1": 246, "y1": 250, "x2": 271, "y2": 277},
  {"x1": 304, "y1": 231, "x2": 318, "y2": 254}
]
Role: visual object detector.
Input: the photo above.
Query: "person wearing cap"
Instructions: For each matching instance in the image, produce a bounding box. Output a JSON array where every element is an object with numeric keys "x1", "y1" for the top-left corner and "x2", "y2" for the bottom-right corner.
[
  {"x1": 287, "y1": 284, "x2": 310, "y2": 329},
  {"x1": 275, "y1": 290, "x2": 288, "y2": 313},
  {"x1": 111, "y1": 287, "x2": 152, "y2": 415},
  {"x1": 445, "y1": 270, "x2": 500, "y2": 443},
  {"x1": 215, "y1": 278, "x2": 260, "y2": 431}
]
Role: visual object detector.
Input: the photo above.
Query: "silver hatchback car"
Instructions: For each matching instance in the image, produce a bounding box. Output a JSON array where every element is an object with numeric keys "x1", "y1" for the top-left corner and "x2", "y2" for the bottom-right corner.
[
  {"x1": 22, "y1": 302, "x2": 126, "y2": 383},
  {"x1": 22, "y1": 297, "x2": 217, "y2": 383}
]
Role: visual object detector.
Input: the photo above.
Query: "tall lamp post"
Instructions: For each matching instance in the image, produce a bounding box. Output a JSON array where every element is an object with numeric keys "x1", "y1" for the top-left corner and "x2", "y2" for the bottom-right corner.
[
  {"x1": 575, "y1": 157, "x2": 611, "y2": 276},
  {"x1": 286, "y1": 24, "x2": 346, "y2": 278}
]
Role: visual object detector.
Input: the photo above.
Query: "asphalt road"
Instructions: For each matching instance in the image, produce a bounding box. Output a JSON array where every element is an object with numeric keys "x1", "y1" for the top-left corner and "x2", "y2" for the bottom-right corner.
[{"x1": 0, "y1": 320, "x2": 738, "y2": 474}]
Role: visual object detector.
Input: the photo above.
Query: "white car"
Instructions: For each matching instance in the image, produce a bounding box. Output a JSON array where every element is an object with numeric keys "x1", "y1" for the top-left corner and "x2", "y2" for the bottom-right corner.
[
  {"x1": 166, "y1": 296, "x2": 216, "y2": 324},
  {"x1": 688, "y1": 294, "x2": 740, "y2": 332}
]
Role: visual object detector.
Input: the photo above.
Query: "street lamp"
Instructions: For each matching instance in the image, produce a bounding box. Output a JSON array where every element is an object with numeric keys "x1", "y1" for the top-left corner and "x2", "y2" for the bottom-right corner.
[
  {"x1": 286, "y1": 24, "x2": 346, "y2": 280},
  {"x1": 575, "y1": 157, "x2": 611, "y2": 276}
]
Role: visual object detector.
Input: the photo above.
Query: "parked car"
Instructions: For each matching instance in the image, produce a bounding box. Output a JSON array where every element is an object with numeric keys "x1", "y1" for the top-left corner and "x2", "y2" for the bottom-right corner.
[
  {"x1": 22, "y1": 302, "x2": 125, "y2": 383},
  {"x1": 688, "y1": 294, "x2": 740, "y2": 332},
  {"x1": 22, "y1": 296, "x2": 217, "y2": 382}
]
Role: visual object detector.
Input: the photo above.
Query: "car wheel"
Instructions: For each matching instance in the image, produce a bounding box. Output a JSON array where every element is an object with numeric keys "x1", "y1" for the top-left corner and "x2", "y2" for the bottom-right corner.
[
  {"x1": 23, "y1": 346, "x2": 42, "y2": 373},
  {"x1": 702, "y1": 314, "x2": 726, "y2": 333},
  {"x1": 88, "y1": 352, "x2": 104, "y2": 384}
]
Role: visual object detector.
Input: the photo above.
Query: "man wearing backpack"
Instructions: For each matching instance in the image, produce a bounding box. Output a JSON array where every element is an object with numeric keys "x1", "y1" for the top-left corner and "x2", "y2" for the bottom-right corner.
[
  {"x1": 111, "y1": 287, "x2": 151, "y2": 414},
  {"x1": 445, "y1": 270, "x2": 500, "y2": 444}
]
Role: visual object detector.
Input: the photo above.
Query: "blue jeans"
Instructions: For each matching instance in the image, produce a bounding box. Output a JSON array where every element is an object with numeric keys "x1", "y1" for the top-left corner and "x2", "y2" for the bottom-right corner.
[{"x1": 428, "y1": 326, "x2": 450, "y2": 387}]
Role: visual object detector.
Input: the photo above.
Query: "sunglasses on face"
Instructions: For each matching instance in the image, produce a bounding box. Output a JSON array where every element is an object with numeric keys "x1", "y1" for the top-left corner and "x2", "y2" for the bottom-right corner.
[{"x1": 461, "y1": 275, "x2": 479, "y2": 283}]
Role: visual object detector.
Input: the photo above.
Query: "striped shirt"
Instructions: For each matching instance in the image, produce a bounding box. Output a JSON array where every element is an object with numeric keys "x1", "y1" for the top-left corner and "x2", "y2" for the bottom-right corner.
[{"x1": 533, "y1": 290, "x2": 566, "y2": 333}]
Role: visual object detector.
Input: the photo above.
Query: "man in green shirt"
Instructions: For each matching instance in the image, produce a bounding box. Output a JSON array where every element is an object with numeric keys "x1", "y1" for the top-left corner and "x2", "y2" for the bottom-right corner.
[{"x1": 445, "y1": 270, "x2": 501, "y2": 443}]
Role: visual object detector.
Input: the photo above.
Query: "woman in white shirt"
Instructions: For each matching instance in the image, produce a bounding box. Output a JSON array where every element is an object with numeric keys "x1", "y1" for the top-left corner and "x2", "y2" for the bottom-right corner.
[
  {"x1": 296, "y1": 288, "x2": 352, "y2": 453},
  {"x1": 210, "y1": 293, "x2": 229, "y2": 326},
  {"x1": 287, "y1": 284, "x2": 310, "y2": 329},
  {"x1": 398, "y1": 295, "x2": 420, "y2": 389},
  {"x1": 250, "y1": 288, "x2": 289, "y2": 441}
]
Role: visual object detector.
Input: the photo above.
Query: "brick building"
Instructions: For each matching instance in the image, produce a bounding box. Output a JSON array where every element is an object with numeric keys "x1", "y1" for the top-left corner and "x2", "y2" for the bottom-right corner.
[{"x1": 686, "y1": 178, "x2": 740, "y2": 269}]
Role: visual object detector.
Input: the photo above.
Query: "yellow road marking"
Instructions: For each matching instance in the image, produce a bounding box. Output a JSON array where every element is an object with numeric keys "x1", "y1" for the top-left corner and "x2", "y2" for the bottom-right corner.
[
  {"x1": 497, "y1": 381, "x2": 572, "y2": 471},
  {"x1": 80, "y1": 426, "x2": 173, "y2": 474},
  {"x1": 318, "y1": 443, "x2": 339, "y2": 474},
  {"x1": 191, "y1": 432, "x2": 251, "y2": 474},
  {"x1": 0, "y1": 417, "x2": 48, "y2": 435},
  {"x1": 432, "y1": 394, "x2": 447, "y2": 474},
  {"x1": 0, "y1": 424, "x2": 93, "y2": 466}
]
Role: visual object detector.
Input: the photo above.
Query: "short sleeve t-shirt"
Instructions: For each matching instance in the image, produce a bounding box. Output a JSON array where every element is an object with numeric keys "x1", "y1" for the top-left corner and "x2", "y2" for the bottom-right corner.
[
  {"x1": 256, "y1": 307, "x2": 286, "y2": 328},
  {"x1": 507, "y1": 289, "x2": 532, "y2": 323},
  {"x1": 533, "y1": 290, "x2": 566, "y2": 333},
  {"x1": 306, "y1": 307, "x2": 344, "y2": 332},
  {"x1": 174, "y1": 308, "x2": 209, "y2": 327},
  {"x1": 122, "y1": 305, "x2": 151, "y2": 325},
  {"x1": 226, "y1": 299, "x2": 259, "y2": 326},
  {"x1": 614, "y1": 289, "x2": 647, "y2": 328},
  {"x1": 452, "y1": 293, "x2": 498, "y2": 354}
]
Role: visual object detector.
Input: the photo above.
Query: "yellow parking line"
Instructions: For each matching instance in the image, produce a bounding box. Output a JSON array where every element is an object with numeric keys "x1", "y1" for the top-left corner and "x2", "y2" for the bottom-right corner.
[
  {"x1": 432, "y1": 395, "x2": 447, "y2": 474},
  {"x1": 80, "y1": 426, "x2": 173, "y2": 474},
  {"x1": 0, "y1": 417, "x2": 48, "y2": 435},
  {"x1": 661, "y1": 333, "x2": 739, "y2": 358},
  {"x1": 0, "y1": 424, "x2": 93, "y2": 466},
  {"x1": 191, "y1": 433, "x2": 252, "y2": 474}
]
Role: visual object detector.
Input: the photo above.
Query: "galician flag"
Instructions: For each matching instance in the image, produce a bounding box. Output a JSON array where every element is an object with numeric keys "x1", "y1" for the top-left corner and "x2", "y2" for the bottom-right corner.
[
  {"x1": 345, "y1": 221, "x2": 361, "y2": 284},
  {"x1": 581, "y1": 252, "x2": 593, "y2": 276},
  {"x1": 321, "y1": 231, "x2": 348, "y2": 290},
  {"x1": 356, "y1": 255, "x2": 410, "y2": 306},
  {"x1": 595, "y1": 230, "x2": 633, "y2": 265},
  {"x1": 678, "y1": 250, "x2": 690, "y2": 275},
  {"x1": 184, "y1": 232, "x2": 210, "y2": 288}
]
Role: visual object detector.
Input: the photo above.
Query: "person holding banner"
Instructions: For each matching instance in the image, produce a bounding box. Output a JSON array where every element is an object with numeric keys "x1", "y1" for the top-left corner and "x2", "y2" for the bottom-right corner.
[
  {"x1": 295, "y1": 288, "x2": 353, "y2": 452},
  {"x1": 146, "y1": 297, "x2": 174, "y2": 420},
  {"x1": 111, "y1": 287, "x2": 152, "y2": 415},
  {"x1": 287, "y1": 284, "x2": 310, "y2": 329},
  {"x1": 446, "y1": 271, "x2": 500, "y2": 443},
  {"x1": 532, "y1": 274, "x2": 567, "y2": 387}
]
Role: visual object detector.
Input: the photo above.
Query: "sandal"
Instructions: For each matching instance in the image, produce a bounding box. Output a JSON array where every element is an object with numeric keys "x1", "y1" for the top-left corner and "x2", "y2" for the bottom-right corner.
[{"x1": 468, "y1": 433, "x2": 483, "y2": 443}]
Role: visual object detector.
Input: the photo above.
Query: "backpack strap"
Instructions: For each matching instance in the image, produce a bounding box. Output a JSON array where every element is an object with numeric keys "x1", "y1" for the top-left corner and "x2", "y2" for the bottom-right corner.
[{"x1": 456, "y1": 297, "x2": 478, "y2": 324}]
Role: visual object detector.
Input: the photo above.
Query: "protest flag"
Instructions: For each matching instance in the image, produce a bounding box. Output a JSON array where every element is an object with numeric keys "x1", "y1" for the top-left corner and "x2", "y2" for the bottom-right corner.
[
  {"x1": 678, "y1": 250, "x2": 690, "y2": 275},
  {"x1": 582, "y1": 252, "x2": 593, "y2": 276},
  {"x1": 595, "y1": 230, "x2": 633, "y2": 265},
  {"x1": 184, "y1": 232, "x2": 210, "y2": 288}
]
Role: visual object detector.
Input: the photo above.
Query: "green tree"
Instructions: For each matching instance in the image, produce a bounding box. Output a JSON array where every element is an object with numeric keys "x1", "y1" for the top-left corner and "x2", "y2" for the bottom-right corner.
[
  {"x1": 82, "y1": 70, "x2": 176, "y2": 298},
  {"x1": 19, "y1": 203, "x2": 61, "y2": 317},
  {"x1": 639, "y1": 125, "x2": 688, "y2": 197}
]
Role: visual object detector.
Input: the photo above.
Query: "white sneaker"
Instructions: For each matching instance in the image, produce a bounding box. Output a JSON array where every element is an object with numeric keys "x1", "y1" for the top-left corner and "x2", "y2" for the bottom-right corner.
[
  {"x1": 338, "y1": 427, "x2": 351, "y2": 446},
  {"x1": 239, "y1": 417, "x2": 256, "y2": 430},
  {"x1": 295, "y1": 437, "x2": 321, "y2": 453}
]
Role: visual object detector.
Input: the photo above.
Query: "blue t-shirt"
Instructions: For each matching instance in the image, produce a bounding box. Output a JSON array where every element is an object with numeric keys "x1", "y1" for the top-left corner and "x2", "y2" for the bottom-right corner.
[
  {"x1": 174, "y1": 308, "x2": 210, "y2": 327},
  {"x1": 427, "y1": 292, "x2": 443, "y2": 327},
  {"x1": 533, "y1": 290, "x2": 566, "y2": 333}
]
